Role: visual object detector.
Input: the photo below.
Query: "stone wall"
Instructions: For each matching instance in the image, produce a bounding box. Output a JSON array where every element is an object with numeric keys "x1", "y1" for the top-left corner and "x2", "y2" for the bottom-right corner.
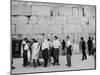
[{"x1": 11, "y1": 1, "x2": 96, "y2": 41}]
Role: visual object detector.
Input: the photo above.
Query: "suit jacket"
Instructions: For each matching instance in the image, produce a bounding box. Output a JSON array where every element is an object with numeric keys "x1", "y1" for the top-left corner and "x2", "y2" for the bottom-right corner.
[
  {"x1": 82, "y1": 41, "x2": 86, "y2": 50},
  {"x1": 87, "y1": 39, "x2": 92, "y2": 48},
  {"x1": 66, "y1": 45, "x2": 72, "y2": 55}
]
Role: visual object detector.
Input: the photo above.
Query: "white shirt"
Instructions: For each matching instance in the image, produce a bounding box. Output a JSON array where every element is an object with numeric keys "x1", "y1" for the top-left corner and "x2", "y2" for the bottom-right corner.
[
  {"x1": 24, "y1": 43, "x2": 29, "y2": 50},
  {"x1": 93, "y1": 39, "x2": 96, "y2": 48},
  {"x1": 48, "y1": 41, "x2": 52, "y2": 47},
  {"x1": 21, "y1": 40, "x2": 26, "y2": 56},
  {"x1": 93, "y1": 39, "x2": 95, "y2": 44},
  {"x1": 22, "y1": 41, "x2": 26, "y2": 45},
  {"x1": 66, "y1": 40, "x2": 71, "y2": 47},
  {"x1": 42, "y1": 39, "x2": 49, "y2": 50},
  {"x1": 52, "y1": 40, "x2": 61, "y2": 48}
]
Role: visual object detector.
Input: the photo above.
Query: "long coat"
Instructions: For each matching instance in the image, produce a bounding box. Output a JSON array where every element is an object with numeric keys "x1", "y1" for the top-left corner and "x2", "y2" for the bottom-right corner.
[
  {"x1": 32, "y1": 43, "x2": 40, "y2": 60},
  {"x1": 82, "y1": 41, "x2": 86, "y2": 50}
]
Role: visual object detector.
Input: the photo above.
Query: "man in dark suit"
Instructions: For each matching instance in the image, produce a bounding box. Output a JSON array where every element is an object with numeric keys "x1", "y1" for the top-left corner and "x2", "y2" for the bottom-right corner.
[
  {"x1": 81, "y1": 37, "x2": 87, "y2": 61},
  {"x1": 87, "y1": 37, "x2": 92, "y2": 55}
]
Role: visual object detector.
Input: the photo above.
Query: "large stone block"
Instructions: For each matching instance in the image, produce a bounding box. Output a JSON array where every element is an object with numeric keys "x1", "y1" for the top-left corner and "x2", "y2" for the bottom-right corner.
[
  {"x1": 11, "y1": 16, "x2": 18, "y2": 24},
  {"x1": 11, "y1": 24, "x2": 16, "y2": 34},
  {"x1": 29, "y1": 16, "x2": 38, "y2": 24},
  {"x1": 51, "y1": 16, "x2": 67, "y2": 24},
  {"x1": 12, "y1": 1, "x2": 31, "y2": 15},
  {"x1": 11, "y1": 1, "x2": 20, "y2": 15},
  {"x1": 16, "y1": 24, "x2": 26, "y2": 34},
  {"x1": 49, "y1": 24, "x2": 62, "y2": 34},
  {"x1": 37, "y1": 16, "x2": 50, "y2": 25},
  {"x1": 81, "y1": 24, "x2": 89, "y2": 33},
  {"x1": 16, "y1": 23, "x2": 34, "y2": 35},
  {"x1": 31, "y1": 5, "x2": 50, "y2": 16},
  {"x1": 33, "y1": 24, "x2": 49, "y2": 34},
  {"x1": 16, "y1": 16, "x2": 28, "y2": 24},
  {"x1": 24, "y1": 24, "x2": 33, "y2": 34},
  {"x1": 64, "y1": 24, "x2": 77, "y2": 33},
  {"x1": 68, "y1": 16, "x2": 81, "y2": 25},
  {"x1": 80, "y1": 17, "x2": 89, "y2": 25},
  {"x1": 37, "y1": 16, "x2": 46, "y2": 24}
]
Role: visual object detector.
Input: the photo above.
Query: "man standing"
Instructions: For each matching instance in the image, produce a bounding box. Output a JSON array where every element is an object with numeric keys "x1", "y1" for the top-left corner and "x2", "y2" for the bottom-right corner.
[
  {"x1": 42, "y1": 39, "x2": 49, "y2": 67},
  {"x1": 91, "y1": 37, "x2": 96, "y2": 55},
  {"x1": 21, "y1": 38, "x2": 28, "y2": 57},
  {"x1": 21, "y1": 38, "x2": 28, "y2": 67},
  {"x1": 79, "y1": 39, "x2": 82, "y2": 53},
  {"x1": 62, "y1": 39, "x2": 66, "y2": 55},
  {"x1": 81, "y1": 37, "x2": 87, "y2": 61},
  {"x1": 32, "y1": 39, "x2": 40, "y2": 68},
  {"x1": 47, "y1": 39, "x2": 52, "y2": 63},
  {"x1": 52, "y1": 36, "x2": 61, "y2": 66},
  {"x1": 87, "y1": 37, "x2": 92, "y2": 55},
  {"x1": 65, "y1": 36, "x2": 72, "y2": 67},
  {"x1": 24, "y1": 40, "x2": 30, "y2": 67}
]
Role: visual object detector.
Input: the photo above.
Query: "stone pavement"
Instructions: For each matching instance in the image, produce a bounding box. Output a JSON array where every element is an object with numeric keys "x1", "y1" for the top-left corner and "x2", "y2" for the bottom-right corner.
[{"x1": 12, "y1": 54, "x2": 95, "y2": 74}]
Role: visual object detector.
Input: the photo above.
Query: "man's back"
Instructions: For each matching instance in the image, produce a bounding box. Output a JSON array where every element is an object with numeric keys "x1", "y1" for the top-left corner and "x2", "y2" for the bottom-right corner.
[
  {"x1": 82, "y1": 41, "x2": 86, "y2": 50},
  {"x1": 53, "y1": 40, "x2": 61, "y2": 48},
  {"x1": 87, "y1": 39, "x2": 92, "y2": 47}
]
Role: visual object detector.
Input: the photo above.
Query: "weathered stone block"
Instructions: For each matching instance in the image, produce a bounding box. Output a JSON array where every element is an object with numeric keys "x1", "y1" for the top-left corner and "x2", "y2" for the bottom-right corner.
[{"x1": 31, "y1": 5, "x2": 50, "y2": 16}]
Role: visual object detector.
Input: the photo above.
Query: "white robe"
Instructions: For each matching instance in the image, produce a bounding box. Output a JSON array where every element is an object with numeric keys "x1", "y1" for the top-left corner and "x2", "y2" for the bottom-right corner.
[
  {"x1": 32, "y1": 43, "x2": 40, "y2": 60},
  {"x1": 24, "y1": 43, "x2": 31, "y2": 62},
  {"x1": 27, "y1": 50, "x2": 31, "y2": 62},
  {"x1": 21, "y1": 41, "x2": 26, "y2": 57}
]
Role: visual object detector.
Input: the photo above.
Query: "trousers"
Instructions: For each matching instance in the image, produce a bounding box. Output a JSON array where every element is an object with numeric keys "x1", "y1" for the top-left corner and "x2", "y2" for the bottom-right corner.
[
  {"x1": 53, "y1": 48, "x2": 59, "y2": 65},
  {"x1": 82, "y1": 49, "x2": 87, "y2": 60},
  {"x1": 42, "y1": 48, "x2": 49, "y2": 67},
  {"x1": 23, "y1": 50, "x2": 28, "y2": 66},
  {"x1": 66, "y1": 54, "x2": 71, "y2": 66}
]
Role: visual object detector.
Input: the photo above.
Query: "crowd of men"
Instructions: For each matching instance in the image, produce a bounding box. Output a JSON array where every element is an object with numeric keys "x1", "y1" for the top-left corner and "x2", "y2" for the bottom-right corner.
[
  {"x1": 79, "y1": 37, "x2": 96, "y2": 60},
  {"x1": 12, "y1": 35, "x2": 96, "y2": 69}
]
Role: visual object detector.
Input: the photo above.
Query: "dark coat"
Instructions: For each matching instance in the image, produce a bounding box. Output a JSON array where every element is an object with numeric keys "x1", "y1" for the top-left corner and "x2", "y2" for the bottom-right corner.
[
  {"x1": 66, "y1": 45, "x2": 72, "y2": 55},
  {"x1": 62, "y1": 41, "x2": 66, "y2": 50},
  {"x1": 87, "y1": 39, "x2": 92, "y2": 48},
  {"x1": 82, "y1": 40, "x2": 86, "y2": 50}
]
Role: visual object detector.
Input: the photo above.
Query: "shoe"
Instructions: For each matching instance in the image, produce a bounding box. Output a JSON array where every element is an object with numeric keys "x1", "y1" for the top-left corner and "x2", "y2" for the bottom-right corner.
[
  {"x1": 44, "y1": 65, "x2": 47, "y2": 67},
  {"x1": 23, "y1": 65, "x2": 27, "y2": 67},
  {"x1": 33, "y1": 63, "x2": 36, "y2": 68},
  {"x1": 37, "y1": 61, "x2": 41, "y2": 66},
  {"x1": 27, "y1": 62, "x2": 30, "y2": 65},
  {"x1": 37, "y1": 63, "x2": 41, "y2": 66},
  {"x1": 81, "y1": 59, "x2": 84, "y2": 61},
  {"x1": 66, "y1": 64, "x2": 68, "y2": 66},
  {"x1": 53, "y1": 63, "x2": 55, "y2": 66},
  {"x1": 68, "y1": 65, "x2": 71, "y2": 68},
  {"x1": 33, "y1": 66, "x2": 36, "y2": 68},
  {"x1": 57, "y1": 64, "x2": 60, "y2": 65}
]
